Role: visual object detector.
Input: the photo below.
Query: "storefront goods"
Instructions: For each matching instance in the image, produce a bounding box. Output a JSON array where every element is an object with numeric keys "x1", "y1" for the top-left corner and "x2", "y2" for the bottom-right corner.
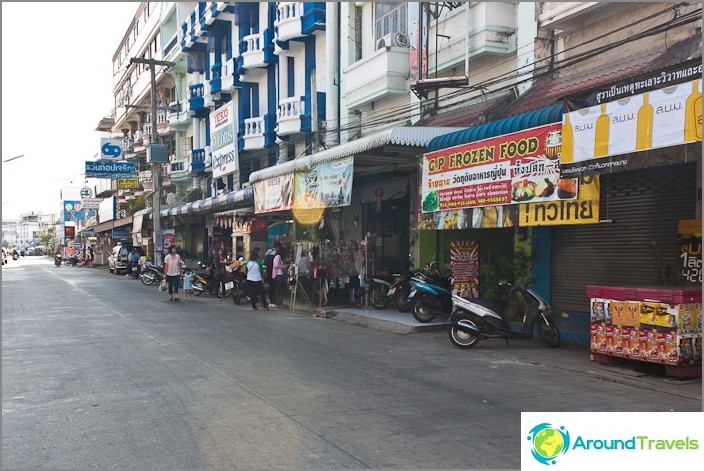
[{"x1": 421, "y1": 123, "x2": 577, "y2": 213}]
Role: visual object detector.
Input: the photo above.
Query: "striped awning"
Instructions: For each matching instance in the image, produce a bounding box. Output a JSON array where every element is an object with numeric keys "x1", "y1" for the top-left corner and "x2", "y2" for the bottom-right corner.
[{"x1": 159, "y1": 186, "x2": 253, "y2": 217}]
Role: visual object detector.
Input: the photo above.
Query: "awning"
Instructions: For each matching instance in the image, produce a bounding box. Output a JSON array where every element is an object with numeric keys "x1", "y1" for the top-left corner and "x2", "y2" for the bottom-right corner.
[
  {"x1": 159, "y1": 186, "x2": 253, "y2": 217},
  {"x1": 93, "y1": 216, "x2": 134, "y2": 234},
  {"x1": 249, "y1": 126, "x2": 460, "y2": 183},
  {"x1": 426, "y1": 104, "x2": 563, "y2": 152},
  {"x1": 131, "y1": 207, "x2": 153, "y2": 233}
]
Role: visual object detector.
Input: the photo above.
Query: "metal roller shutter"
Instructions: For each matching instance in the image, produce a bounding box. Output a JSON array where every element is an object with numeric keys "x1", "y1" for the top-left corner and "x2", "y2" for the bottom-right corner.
[{"x1": 551, "y1": 163, "x2": 697, "y2": 313}]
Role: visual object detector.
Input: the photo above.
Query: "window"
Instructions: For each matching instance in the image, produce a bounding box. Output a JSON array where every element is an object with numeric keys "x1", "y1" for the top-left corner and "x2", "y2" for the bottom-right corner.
[
  {"x1": 375, "y1": 2, "x2": 407, "y2": 40},
  {"x1": 287, "y1": 57, "x2": 294, "y2": 98}
]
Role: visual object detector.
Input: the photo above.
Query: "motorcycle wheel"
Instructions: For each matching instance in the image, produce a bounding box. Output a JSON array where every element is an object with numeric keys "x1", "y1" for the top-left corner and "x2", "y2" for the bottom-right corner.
[
  {"x1": 539, "y1": 317, "x2": 561, "y2": 348},
  {"x1": 141, "y1": 272, "x2": 156, "y2": 285},
  {"x1": 412, "y1": 295, "x2": 436, "y2": 323},
  {"x1": 448, "y1": 319, "x2": 480, "y2": 348},
  {"x1": 371, "y1": 284, "x2": 390, "y2": 310},
  {"x1": 193, "y1": 282, "x2": 205, "y2": 296},
  {"x1": 395, "y1": 284, "x2": 412, "y2": 312},
  {"x1": 231, "y1": 284, "x2": 246, "y2": 305}
]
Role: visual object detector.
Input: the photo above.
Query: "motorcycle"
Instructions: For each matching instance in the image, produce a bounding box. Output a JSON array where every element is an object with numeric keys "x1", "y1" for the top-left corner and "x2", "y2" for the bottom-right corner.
[
  {"x1": 54, "y1": 254, "x2": 62, "y2": 267},
  {"x1": 64, "y1": 255, "x2": 79, "y2": 266},
  {"x1": 140, "y1": 262, "x2": 165, "y2": 286},
  {"x1": 223, "y1": 259, "x2": 248, "y2": 304},
  {"x1": 448, "y1": 280, "x2": 561, "y2": 349},
  {"x1": 192, "y1": 261, "x2": 221, "y2": 297},
  {"x1": 366, "y1": 275, "x2": 394, "y2": 309},
  {"x1": 405, "y1": 261, "x2": 453, "y2": 323}
]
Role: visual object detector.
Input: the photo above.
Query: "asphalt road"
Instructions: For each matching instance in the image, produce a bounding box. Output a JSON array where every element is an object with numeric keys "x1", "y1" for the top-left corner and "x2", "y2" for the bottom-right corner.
[{"x1": 2, "y1": 257, "x2": 701, "y2": 469}]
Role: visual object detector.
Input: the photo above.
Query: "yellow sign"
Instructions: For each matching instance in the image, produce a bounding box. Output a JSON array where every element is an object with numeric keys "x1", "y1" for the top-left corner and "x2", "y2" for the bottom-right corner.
[
  {"x1": 519, "y1": 176, "x2": 600, "y2": 226},
  {"x1": 117, "y1": 178, "x2": 140, "y2": 189}
]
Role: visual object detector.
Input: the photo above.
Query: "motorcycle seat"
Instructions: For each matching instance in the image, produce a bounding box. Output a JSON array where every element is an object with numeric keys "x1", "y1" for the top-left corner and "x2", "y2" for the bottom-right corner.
[{"x1": 466, "y1": 298, "x2": 507, "y2": 317}]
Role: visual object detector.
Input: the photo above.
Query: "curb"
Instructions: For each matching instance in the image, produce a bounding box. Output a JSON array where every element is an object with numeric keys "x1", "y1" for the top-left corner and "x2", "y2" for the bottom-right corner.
[{"x1": 324, "y1": 309, "x2": 446, "y2": 334}]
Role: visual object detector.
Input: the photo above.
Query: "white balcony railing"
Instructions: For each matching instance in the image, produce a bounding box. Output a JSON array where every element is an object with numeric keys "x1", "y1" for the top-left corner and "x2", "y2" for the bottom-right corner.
[
  {"x1": 274, "y1": 2, "x2": 303, "y2": 42},
  {"x1": 343, "y1": 46, "x2": 410, "y2": 110},
  {"x1": 243, "y1": 116, "x2": 265, "y2": 149},
  {"x1": 241, "y1": 33, "x2": 266, "y2": 69},
  {"x1": 276, "y1": 97, "x2": 305, "y2": 136}
]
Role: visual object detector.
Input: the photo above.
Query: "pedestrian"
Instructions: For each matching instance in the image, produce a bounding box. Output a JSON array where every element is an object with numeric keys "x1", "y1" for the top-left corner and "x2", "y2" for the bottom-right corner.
[
  {"x1": 244, "y1": 249, "x2": 269, "y2": 310},
  {"x1": 182, "y1": 268, "x2": 194, "y2": 301},
  {"x1": 163, "y1": 245, "x2": 182, "y2": 301},
  {"x1": 89, "y1": 246, "x2": 94, "y2": 263},
  {"x1": 272, "y1": 243, "x2": 288, "y2": 307},
  {"x1": 264, "y1": 243, "x2": 278, "y2": 306},
  {"x1": 310, "y1": 247, "x2": 328, "y2": 306}
]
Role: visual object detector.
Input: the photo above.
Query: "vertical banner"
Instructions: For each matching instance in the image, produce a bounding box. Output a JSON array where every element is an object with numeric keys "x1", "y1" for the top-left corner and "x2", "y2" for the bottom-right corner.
[
  {"x1": 294, "y1": 157, "x2": 354, "y2": 208},
  {"x1": 253, "y1": 174, "x2": 294, "y2": 213},
  {"x1": 677, "y1": 219, "x2": 702, "y2": 284},
  {"x1": 210, "y1": 100, "x2": 238, "y2": 179},
  {"x1": 162, "y1": 229, "x2": 176, "y2": 250},
  {"x1": 450, "y1": 241, "x2": 479, "y2": 299}
]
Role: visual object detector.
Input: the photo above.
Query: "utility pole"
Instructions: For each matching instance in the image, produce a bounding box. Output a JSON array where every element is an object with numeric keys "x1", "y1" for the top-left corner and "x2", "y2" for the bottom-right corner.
[{"x1": 129, "y1": 57, "x2": 175, "y2": 266}]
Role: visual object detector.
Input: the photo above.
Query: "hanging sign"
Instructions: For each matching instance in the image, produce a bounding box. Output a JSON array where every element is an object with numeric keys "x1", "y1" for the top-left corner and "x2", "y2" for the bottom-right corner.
[
  {"x1": 294, "y1": 157, "x2": 354, "y2": 209},
  {"x1": 100, "y1": 138, "x2": 123, "y2": 161},
  {"x1": 85, "y1": 161, "x2": 137, "y2": 178},
  {"x1": 117, "y1": 178, "x2": 140, "y2": 189},
  {"x1": 80, "y1": 198, "x2": 103, "y2": 209},
  {"x1": 210, "y1": 100, "x2": 238, "y2": 179},
  {"x1": 561, "y1": 79, "x2": 702, "y2": 177},
  {"x1": 421, "y1": 123, "x2": 575, "y2": 213},
  {"x1": 450, "y1": 241, "x2": 479, "y2": 299},
  {"x1": 518, "y1": 176, "x2": 600, "y2": 227},
  {"x1": 253, "y1": 174, "x2": 294, "y2": 213}
]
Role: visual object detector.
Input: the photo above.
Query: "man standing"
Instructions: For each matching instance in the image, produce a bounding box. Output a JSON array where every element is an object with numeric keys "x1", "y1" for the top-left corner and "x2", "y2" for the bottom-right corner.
[
  {"x1": 272, "y1": 243, "x2": 288, "y2": 308},
  {"x1": 163, "y1": 245, "x2": 182, "y2": 301}
]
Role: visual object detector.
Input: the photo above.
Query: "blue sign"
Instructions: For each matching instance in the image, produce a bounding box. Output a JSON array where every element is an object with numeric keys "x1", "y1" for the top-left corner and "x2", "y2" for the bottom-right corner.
[
  {"x1": 111, "y1": 228, "x2": 131, "y2": 240},
  {"x1": 85, "y1": 161, "x2": 137, "y2": 179},
  {"x1": 100, "y1": 138, "x2": 123, "y2": 160}
]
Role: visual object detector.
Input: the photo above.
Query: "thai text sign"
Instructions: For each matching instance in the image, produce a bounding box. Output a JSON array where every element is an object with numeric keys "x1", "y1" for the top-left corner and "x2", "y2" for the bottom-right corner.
[
  {"x1": 85, "y1": 161, "x2": 137, "y2": 178},
  {"x1": 421, "y1": 123, "x2": 570, "y2": 213},
  {"x1": 210, "y1": 101, "x2": 238, "y2": 179},
  {"x1": 117, "y1": 178, "x2": 140, "y2": 189},
  {"x1": 80, "y1": 198, "x2": 103, "y2": 210},
  {"x1": 294, "y1": 157, "x2": 353, "y2": 209},
  {"x1": 450, "y1": 241, "x2": 479, "y2": 299},
  {"x1": 254, "y1": 174, "x2": 294, "y2": 213},
  {"x1": 518, "y1": 176, "x2": 600, "y2": 226},
  {"x1": 561, "y1": 79, "x2": 702, "y2": 175}
]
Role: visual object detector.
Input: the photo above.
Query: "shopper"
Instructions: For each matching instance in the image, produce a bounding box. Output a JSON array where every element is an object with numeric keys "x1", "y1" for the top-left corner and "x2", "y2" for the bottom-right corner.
[
  {"x1": 271, "y1": 243, "x2": 288, "y2": 307},
  {"x1": 245, "y1": 249, "x2": 268, "y2": 310},
  {"x1": 163, "y1": 245, "x2": 182, "y2": 301},
  {"x1": 182, "y1": 268, "x2": 194, "y2": 301},
  {"x1": 264, "y1": 243, "x2": 280, "y2": 305}
]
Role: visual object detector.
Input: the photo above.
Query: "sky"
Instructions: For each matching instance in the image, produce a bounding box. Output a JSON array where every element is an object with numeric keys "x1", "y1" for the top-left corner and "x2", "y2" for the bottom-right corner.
[{"x1": 1, "y1": 2, "x2": 139, "y2": 221}]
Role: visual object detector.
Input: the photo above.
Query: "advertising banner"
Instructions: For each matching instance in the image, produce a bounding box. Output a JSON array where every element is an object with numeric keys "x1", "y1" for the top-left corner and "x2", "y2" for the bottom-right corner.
[
  {"x1": 294, "y1": 157, "x2": 354, "y2": 209},
  {"x1": 561, "y1": 79, "x2": 702, "y2": 176},
  {"x1": 677, "y1": 219, "x2": 702, "y2": 284},
  {"x1": 450, "y1": 241, "x2": 479, "y2": 299},
  {"x1": 210, "y1": 101, "x2": 238, "y2": 179},
  {"x1": 422, "y1": 123, "x2": 574, "y2": 213},
  {"x1": 80, "y1": 198, "x2": 103, "y2": 209},
  {"x1": 518, "y1": 175, "x2": 600, "y2": 227},
  {"x1": 100, "y1": 138, "x2": 123, "y2": 161},
  {"x1": 63, "y1": 201, "x2": 86, "y2": 222},
  {"x1": 116, "y1": 178, "x2": 140, "y2": 189},
  {"x1": 162, "y1": 229, "x2": 176, "y2": 249},
  {"x1": 85, "y1": 161, "x2": 137, "y2": 179},
  {"x1": 111, "y1": 228, "x2": 130, "y2": 240},
  {"x1": 254, "y1": 174, "x2": 294, "y2": 213}
]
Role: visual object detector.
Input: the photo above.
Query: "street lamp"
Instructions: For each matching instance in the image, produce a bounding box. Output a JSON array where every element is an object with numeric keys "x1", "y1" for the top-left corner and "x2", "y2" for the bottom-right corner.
[{"x1": 129, "y1": 57, "x2": 175, "y2": 267}]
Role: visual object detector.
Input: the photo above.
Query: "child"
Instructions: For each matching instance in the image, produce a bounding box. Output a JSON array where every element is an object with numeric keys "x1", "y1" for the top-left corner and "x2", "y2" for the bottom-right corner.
[{"x1": 183, "y1": 268, "x2": 194, "y2": 300}]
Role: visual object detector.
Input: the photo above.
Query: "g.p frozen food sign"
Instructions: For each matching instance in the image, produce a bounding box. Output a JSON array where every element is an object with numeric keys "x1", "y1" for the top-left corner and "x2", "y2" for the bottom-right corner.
[
  {"x1": 421, "y1": 123, "x2": 576, "y2": 213},
  {"x1": 209, "y1": 101, "x2": 238, "y2": 179}
]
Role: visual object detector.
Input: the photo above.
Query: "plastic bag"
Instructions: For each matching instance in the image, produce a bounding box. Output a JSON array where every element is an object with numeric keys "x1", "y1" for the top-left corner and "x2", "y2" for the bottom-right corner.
[{"x1": 159, "y1": 279, "x2": 167, "y2": 292}]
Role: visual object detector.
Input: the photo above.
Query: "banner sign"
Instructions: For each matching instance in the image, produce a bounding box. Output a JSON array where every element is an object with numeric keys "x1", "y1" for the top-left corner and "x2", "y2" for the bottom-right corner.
[
  {"x1": 518, "y1": 175, "x2": 600, "y2": 227},
  {"x1": 677, "y1": 219, "x2": 702, "y2": 284},
  {"x1": 162, "y1": 229, "x2": 176, "y2": 249},
  {"x1": 80, "y1": 198, "x2": 102, "y2": 209},
  {"x1": 294, "y1": 157, "x2": 353, "y2": 209},
  {"x1": 418, "y1": 176, "x2": 598, "y2": 230},
  {"x1": 63, "y1": 201, "x2": 86, "y2": 222},
  {"x1": 450, "y1": 241, "x2": 479, "y2": 299},
  {"x1": 111, "y1": 228, "x2": 131, "y2": 240},
  {"x1": 254, "y1": 174, "x2": 294, "y2": 213},
  {"x1": 561, "y1": 79, "x2": 702, "y2": 176},
  {"x1": 116, "y1": 178, "x2": 140, "y2": 189},
  {"x1": 85, "y1": 161, "x2": 137, "y2": 179},
  {"x1": 210, "y1": 100, "x2": 238, "y2": 179},
  {"x1": 422, "y1": 123, "x2": 575, "y2": 213},
  {"x1": 100, "y1": 138, "x2": 123, "y2": 161}
]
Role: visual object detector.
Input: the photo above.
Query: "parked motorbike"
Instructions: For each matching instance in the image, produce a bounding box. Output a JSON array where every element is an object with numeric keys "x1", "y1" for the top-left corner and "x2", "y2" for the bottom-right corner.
[
  {"x1": 366, "y1": 275, "x2": 393, "y2": 309},
  {"x1": 405, "y1": 261, "x2": 453, "y2": 323},
  {"x1": 64, "y1": 255, "x2": 79, "y2": 266},
  {"x1": 448, "y1": 280, "x2": 561, "y2": 349},
  {"x1": 140, "y1": 262, "x2": 165, "y2": 286},
  {"x1": 192, "y1": 261, "x2": 221, "y2": 297}
]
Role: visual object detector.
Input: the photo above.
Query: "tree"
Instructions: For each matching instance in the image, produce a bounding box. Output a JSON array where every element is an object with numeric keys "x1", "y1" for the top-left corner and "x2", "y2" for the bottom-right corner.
[{"x1": 39, "y1": 227, "x2": 55, "y2": 247}]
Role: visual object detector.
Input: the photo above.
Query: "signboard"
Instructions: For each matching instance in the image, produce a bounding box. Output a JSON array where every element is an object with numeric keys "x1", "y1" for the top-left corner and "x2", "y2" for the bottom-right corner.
[
  {"x1": 518, "y1": 176, "x2": 600, "y2": 227},
  {"x1": 64, "y1": 226, "x2": 76, "y2": 239},
  {"x1": 421, "y1": 123, "x2": 575, "y2": 213},
  {"x1": 678, "y1": 219, "x2": 702, "y2": 284},
  {"x1": 111, "y1": 228, "x2": 131, "y2": 240},
  {"x1": 80, "y1": 187, "x2": 92, "y2": 198},
  {"x1": 561, "y1": 79, "x2": 702, "y2": 177},
  {"x1": 85, "y1": 161, "x2": 137, "y2": 179},
  {"x1": 254, "y1": 174, "x2": 294, "y2": 213},
  {"x1": 98, "y1": 196, "x2": 116, "y2": 223},
  {"x1": 209, "y1": 100, "x2": 238, "y2": 179},
  {"x1": 162, "y1": 229, "x2": 176, "y2": 250},
  {"x1": 100, "y1": 138, "x2": 123, "y2": 161},
  {"x1": 73, "y1": 241, "x2": 82, "y2": 250},
  {"x1": 450, "y1": 241, "x2": 479, "y2": 299},
  {"x1": 63, "y1": 201, "x2": 86, "y2": 222},
  {"x1": 80, "y1": 198, "x2": 103, "y2": 209},
  {"x1": 293, "y1": 157, "x2": 354, "y2": 209},
  {"x1": 116, "y1": 178, "x2": 140, "y2": 189}
]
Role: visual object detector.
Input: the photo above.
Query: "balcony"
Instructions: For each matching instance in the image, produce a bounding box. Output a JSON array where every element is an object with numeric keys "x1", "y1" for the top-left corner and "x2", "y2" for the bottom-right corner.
[
  {"x1": 190, "y1": 148, "x2": 211, "y2": 174},
  {"x1": 275, "y1": 2, "x2": 325, "y2": 42},
  {"x1": 188, "y1": 83, "x2": 211, "y2": 117},
  {"x1": 243, "y1": 117, "x2": 265, "y2": 150},
  {"x1": 538, "y1": 2, "x2": 611, "y2": 33},
  {"x1": 167, "y1": 101, "x2": 189, "y2": 128},
  {"x1": 241, "y1": 33, "x2": 266, "y2": 69},
  {"x1": 163, "y1": 33, "x2": 179, "y2": 57},
  {"x1": 220, "y1": 57, "x2": 239, "y2": 91},
  {"x1": 276, "y1": 96, "x2": 306, "y2": 136},
  {"x1": 210, "y1": 62, "x2": 223, "y2": 94},
  {"x1": 342, "y1": 46, "x2": 410, "y2": 110},
  {"x1": 156, "y1": 110, "x2": 170, "y2": 135}
]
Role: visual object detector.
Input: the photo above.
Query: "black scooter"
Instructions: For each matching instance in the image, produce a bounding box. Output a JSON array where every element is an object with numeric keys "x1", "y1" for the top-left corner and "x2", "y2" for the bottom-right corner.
[
  {"x1": 448, "y1": 280, "x2": 561, "y2": 349},
  {"x1": 140, "y1": 262, "x2": 165, "y2": 285}
]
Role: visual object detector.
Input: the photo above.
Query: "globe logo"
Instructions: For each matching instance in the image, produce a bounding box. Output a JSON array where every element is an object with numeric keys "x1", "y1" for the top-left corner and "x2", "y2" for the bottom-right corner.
[{"x1": 527, "y1": 423, "x2": 570, "y2": 465}]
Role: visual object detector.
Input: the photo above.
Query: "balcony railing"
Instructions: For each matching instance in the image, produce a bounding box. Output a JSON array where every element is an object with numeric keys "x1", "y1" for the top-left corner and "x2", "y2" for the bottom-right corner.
[
  {"x1": 189, "y1": 83, "x2": 206, "y2": 112},
  {"x1": 190, "y1": 148, "x2": 206, "y2": 172},
  {"x1": 276, "y1": 96, "x2": 305, "y2": 135},
  {"x1": 243, "y1": 116, "x2": 265, "y2": 150},
  {"x1": 163, "y1": 33, "x2": 178, "y2": 56},
  {"x1": 241, "y1": 32, "x2": 266, "y2": 69},
  {"x1": 275, "y1": 2, "x2": 303, "y2": 41}
]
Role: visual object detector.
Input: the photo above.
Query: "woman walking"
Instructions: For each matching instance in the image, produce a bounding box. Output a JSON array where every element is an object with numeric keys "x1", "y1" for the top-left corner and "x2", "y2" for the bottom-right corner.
[
  {"x1": 245, "y1": 249, "x2": 269, "y2": 310},
  {"x1": 163, "y1": 245, "x2": 182, "y2": 301}
]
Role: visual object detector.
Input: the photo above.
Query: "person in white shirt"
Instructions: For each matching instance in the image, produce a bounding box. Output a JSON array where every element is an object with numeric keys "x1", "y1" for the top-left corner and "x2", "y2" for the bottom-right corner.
[
  {"x1": 245, "y1": 249, "x2": 269, "y2": 310},
  {"x1": 163, "y1": 245, "x2": 182, "y2": 301}
]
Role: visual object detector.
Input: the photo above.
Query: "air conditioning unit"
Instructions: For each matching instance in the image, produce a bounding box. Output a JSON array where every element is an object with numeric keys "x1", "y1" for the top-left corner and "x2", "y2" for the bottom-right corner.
[{"x1": 376, "y1": 32, "x2": 410, "y2": 50}]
